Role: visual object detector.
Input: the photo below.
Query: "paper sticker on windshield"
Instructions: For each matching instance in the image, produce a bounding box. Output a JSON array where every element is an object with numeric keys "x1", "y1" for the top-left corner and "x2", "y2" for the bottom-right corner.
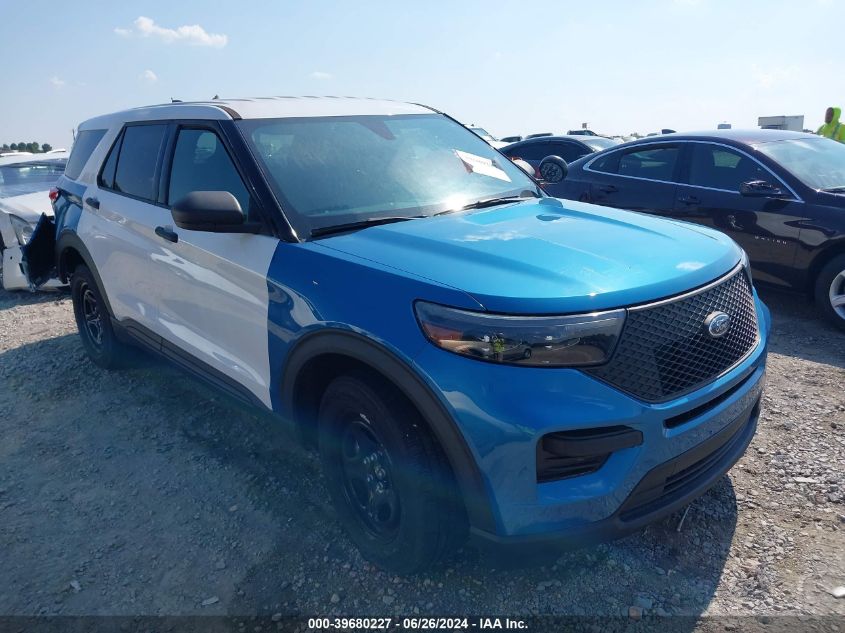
[{"x1": 455, "y1": 150, "x2": 511, "y2": 182}]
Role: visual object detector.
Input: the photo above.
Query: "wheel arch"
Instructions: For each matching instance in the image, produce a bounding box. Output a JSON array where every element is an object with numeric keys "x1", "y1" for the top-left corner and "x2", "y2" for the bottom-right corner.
[
  {"x1": 807, "y1": 238, "x2": 845, "y2": 293},
  {"x1": 56, "y1": 232, "x2": 115, "y2": 317},
  {"x1": 280, "y1": 329, "x2": 497, "y2": 533}
]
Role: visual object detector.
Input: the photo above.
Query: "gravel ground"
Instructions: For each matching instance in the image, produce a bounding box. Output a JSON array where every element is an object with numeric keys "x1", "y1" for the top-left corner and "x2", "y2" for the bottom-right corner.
[{"x1": 0, "y1": 284, "x2": 843, "y2": 626}]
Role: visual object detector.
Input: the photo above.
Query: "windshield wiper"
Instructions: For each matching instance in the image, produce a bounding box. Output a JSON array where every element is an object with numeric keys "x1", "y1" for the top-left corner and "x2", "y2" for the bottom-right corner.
[
  {"x1": 434, "y1": 191, "x2": 541, "y2": 216},
  {"x1": 821, "y1": 186, "x2": 845, "y2": 193},
  {"x1": 310, "y1": 215, "x2": 423, "y2": 238}
]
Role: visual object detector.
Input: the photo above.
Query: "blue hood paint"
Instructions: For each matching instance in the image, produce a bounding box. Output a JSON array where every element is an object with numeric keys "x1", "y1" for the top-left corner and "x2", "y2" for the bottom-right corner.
[{"x1": 315, "y1": 197, "x2": 742, "y2": 314}]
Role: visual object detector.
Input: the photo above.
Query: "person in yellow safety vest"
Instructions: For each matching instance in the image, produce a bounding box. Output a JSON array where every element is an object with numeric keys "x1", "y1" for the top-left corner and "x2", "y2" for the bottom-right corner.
[{"x1": 818, "y1": 107, "x2": 845, "y2": 142}]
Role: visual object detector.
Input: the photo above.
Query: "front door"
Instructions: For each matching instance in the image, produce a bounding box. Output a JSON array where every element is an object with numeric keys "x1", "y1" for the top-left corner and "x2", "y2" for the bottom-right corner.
[
  {"x1": 671, "y1": 142, "x2": 802, "y2": 288},
  {"x1": 154, "y1": 124, "x2": 280, "y2": 409}
]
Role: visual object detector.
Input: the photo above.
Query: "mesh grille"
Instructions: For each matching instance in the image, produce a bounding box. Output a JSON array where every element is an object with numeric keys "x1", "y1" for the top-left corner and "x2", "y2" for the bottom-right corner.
[{"x1": 586, "y1": 268, "x2": 759, "y2": 402}]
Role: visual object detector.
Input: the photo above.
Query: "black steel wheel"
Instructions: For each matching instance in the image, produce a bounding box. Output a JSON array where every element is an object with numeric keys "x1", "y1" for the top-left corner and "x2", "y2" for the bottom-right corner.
[{"x1": 318, "y1": 372, "x2": 466, "y2": 573}]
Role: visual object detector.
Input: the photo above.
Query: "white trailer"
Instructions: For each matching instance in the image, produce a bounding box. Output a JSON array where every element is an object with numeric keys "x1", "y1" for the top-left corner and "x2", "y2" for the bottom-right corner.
[{"x1": 758, "y1": 115, "x2": 804, "y2": 132}]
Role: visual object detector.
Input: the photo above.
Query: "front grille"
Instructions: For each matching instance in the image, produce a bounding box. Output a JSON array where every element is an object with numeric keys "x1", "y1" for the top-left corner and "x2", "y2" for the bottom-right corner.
[{"x1": 586, "y1": 266, "x2": 759, "y2": 403}]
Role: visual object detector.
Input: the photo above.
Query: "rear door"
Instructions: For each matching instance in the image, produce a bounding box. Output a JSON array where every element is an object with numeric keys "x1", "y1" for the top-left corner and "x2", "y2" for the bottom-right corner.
[
  {"x1": 86, "y1": 123, "x2": 170, "y2": 334},
  {"x1": 154, "y1": 123, "x2": 281, "y2": 408},
  {"x1": 672, "y1": 142, "x2": 803, "y2": 287},
  {"x1": 585, "y1": 143, "x2": 681, "y2": 214}
]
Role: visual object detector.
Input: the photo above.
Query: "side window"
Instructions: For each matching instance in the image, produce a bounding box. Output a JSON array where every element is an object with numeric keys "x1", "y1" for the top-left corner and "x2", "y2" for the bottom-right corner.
[
  {"x1": 167, "y1": 128, "x2": 251, "y2": 216},
  {"x1": 98, "y1": 133, "x2": 122, "y2": 190},
  {"x1": 618, "y1": 146, "x2": 680, "y2": 181},
  {"x1": 113, "y1": 124, "x2": 167, "y2": 201},
  {"x1": 549, "y1": 142, "x2": 591, "y2": 163},
  {"x1": 688, "y1": 144, "x2": 771, "y2": 192},
  {"x1": 64, "y1": 129, "x2": 106, "y2": 180},
  {"x1": 502, "y1": 142, "x2": 551, "y2": 161},
  {"x1": 589, "y1": 150, "x2": 621, "y2": 174}
]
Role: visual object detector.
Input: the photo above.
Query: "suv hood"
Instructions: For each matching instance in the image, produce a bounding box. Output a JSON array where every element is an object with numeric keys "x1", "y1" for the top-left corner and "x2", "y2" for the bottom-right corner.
[{"x1": 317, "y1": 198, "x2": 743, "y2": 314}]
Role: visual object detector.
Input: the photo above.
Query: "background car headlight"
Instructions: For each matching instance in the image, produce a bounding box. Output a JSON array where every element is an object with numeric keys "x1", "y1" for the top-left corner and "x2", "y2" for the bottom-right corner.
[
  {"x1": 415, "y1": 301, "x2": 625, "y2": 367},
  {"x1": 9, "y1": 215, "x2": 34, "y2": 246}
]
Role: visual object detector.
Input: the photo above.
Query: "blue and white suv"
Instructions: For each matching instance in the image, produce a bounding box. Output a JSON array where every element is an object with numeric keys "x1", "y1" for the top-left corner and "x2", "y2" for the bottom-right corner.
[{"x1": 25, "y1": 97, "x2": 770, "y2": 572}]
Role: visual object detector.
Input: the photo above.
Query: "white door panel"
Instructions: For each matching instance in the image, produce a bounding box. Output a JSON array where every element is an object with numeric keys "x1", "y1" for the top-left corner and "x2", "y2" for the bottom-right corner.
[
  {"x1": 79, "y1": 188, "x2": 169, "y2": 331},
  {"x1": 155, "y1": 231, "x2": 278, "y2": 409}
]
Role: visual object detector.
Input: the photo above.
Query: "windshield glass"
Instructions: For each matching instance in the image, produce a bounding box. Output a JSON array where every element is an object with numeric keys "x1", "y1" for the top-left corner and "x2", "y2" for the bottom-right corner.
[
  {"x1": 754, "y1": 137, "x2": 845, "y2": 190},
  {"x1": 583, "y1": 137, "x2": 619, "y2": 151},
  {"x1": 0, "y1": 159, "x2": 66, "y2": 198},
  {"x1": 238, "y1": 114, "x2": 538, "y2": 236}
]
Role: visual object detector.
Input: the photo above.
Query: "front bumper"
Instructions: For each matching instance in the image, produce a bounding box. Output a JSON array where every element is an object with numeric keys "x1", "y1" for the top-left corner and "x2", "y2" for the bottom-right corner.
[{"x1": 410, "y1": 292, "x2": 770, "y2": 542}]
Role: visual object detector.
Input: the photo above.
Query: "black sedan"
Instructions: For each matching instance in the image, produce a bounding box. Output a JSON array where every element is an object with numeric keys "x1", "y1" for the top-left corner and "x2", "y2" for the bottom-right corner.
[
  {"x1": 546, "y1": 130, "x2": 845, "y2": 329},
  {"x1": 500, "y1": 135, "x2": 619, "y2": 175}
]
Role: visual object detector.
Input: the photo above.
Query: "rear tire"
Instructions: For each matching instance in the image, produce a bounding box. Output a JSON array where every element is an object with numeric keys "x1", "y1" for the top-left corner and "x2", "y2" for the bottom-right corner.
[
  {"x1": 814, "y1": 254, "x2": 845, "y2": 332},
  {"x1": 70, "y1": 264, "x2": 135, "y2": 368},
  {"x1": 318, "y1": 372, "x2": 466, "y2": 573}
]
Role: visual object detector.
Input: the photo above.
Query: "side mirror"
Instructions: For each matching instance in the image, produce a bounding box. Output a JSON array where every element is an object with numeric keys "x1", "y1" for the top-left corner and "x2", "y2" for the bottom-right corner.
[
  {"x1": 171, "y1": 191, "x2": 260, "y2": 233},
  {"x1": 538, "y1": 155, "x2": 568, "y2": 184},
  {"x1": 739, "y1": 180, "x2": 788, "y2": 198},
  {"x1": 511, "y1": 159, "x2": 535, "y2": 177}
]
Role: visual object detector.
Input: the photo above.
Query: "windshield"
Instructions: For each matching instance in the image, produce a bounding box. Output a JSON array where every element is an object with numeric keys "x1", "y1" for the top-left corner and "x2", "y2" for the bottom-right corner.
[
  {"x1": 754, "y1": 137, "x2": 845, "y2": 191},
  {"x1": 238, "y1": 114, "x2": 539, "y2": 236},
  {"x1": 583, "y1": 137, "x2": 619, "y2": 151},
  {"x1": 0, "y1": 159, "x2": 66, "y2": 198}
]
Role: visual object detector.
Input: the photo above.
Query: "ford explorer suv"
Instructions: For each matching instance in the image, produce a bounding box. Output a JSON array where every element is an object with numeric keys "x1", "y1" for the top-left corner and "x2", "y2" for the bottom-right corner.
[{"x1": 23, "y1": 97, "x2": 770, "y2": 573}]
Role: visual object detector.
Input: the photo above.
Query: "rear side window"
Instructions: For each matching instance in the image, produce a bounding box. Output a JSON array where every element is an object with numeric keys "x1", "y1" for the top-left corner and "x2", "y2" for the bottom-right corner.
[
  {"x1": 167, "y1": 128, "x2": 251, "y2": 215},
  {"x1": 618, "y1": 146, "x2": 680, "y2": 181},
  {"x1": 502, "y1": 142, "x2": 550, "y2": 161},
  {"x1": 590, "y1": 151, "x2": 621, "y2": 174},
  {"x1": 547, "y1": 142, "x2": 591, "y2": 163},
  {"x1": 113, "y1": 124, "x2": 167, "y2": 201},
  {"x1": 64, "y1": 129, "x2": 106, "y2": 180}
]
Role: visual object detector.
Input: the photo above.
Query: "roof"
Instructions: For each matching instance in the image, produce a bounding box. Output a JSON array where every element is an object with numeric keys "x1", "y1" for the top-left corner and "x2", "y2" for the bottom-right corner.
[
  {"x1": 632, "y1": 129, "x2": 814, "y2": 145},
  {"x1": 79, "y1": 96, "x2": 434, "y2": 131}
]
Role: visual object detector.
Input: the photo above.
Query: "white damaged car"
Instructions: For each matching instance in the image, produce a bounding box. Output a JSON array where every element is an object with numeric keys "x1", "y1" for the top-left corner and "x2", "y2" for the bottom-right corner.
[{"x1": 0, "y1": 153, "x2": 68, "y2": 290}]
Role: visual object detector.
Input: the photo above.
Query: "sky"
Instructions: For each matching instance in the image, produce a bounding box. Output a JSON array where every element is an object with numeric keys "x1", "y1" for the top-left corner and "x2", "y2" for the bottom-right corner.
[{"x1": 0, "y1": 0, "x2": 840, "y2": 148}]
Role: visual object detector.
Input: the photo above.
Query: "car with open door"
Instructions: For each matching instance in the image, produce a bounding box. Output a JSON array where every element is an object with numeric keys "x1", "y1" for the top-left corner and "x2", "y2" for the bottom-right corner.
[
  {"x1": 554, "y1": 130, "x2": 845, "y2": 330},
  {"x1": 0, "y1": 152, "x2": 68, "y2": 290}
]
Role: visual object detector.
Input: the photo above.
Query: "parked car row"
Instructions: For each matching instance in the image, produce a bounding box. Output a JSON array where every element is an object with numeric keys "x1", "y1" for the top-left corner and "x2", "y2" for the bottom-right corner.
[
  {"x1": 17, "y1": 96, "x2": 774, "y2": 573},
  {"x1": 525, "y1": 129, "x2": 845, "y2": 330}
]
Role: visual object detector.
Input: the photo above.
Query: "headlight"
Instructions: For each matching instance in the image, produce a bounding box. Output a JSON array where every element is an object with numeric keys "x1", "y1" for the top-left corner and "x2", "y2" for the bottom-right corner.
[
  {"x1": 415, "y1": 301, "x2": 625, "y2": 367},
  {"x1": 9, "y1": 215, "x2": 34, "y2": 246}
]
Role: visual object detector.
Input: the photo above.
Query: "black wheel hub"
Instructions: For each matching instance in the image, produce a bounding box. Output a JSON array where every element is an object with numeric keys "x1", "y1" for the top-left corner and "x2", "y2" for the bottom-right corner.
[
  {"x1": 340, "y1": 417, "x2": 400, "y2": 539},
  {"x1": 80, "y1": 283, "x2": 103, "y2": 347}
]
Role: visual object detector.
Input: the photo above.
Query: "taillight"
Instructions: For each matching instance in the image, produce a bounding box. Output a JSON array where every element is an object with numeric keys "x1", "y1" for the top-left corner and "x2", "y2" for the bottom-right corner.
[{"x1": 48, "y1": 187, "x2": 59, "y2": 203}]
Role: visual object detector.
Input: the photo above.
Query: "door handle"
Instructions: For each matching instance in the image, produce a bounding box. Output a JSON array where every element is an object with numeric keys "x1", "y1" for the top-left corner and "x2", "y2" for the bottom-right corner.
[
  {"x1": 85, "y1": 196, "x2": 100, "y2": 209},
  {"x1": 598, "y1": 185, "x2": 618, "y2": 194},
  {"x1": 155, "y1": 226, "x2": 179, "y2": 243},
  {"x1": 678, "y1": 195, "x2": 700, "y2": 205}
]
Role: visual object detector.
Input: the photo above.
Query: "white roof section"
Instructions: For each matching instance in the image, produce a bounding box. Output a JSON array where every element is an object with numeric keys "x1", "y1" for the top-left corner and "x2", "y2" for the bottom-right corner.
[{"x1": 79, "y1": 96, "x2": 435, "y2": 130}]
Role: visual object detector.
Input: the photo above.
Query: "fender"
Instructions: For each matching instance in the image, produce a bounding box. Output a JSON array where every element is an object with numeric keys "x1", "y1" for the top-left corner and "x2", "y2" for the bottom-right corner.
[{"x1": 281, "y1": 329, "x2": 497, "y2": 533}]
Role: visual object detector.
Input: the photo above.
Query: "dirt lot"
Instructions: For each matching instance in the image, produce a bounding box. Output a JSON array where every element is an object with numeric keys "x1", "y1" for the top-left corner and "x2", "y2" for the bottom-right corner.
[{"x1": 0, "y1": 284, "x2": 843, "y2": 626}]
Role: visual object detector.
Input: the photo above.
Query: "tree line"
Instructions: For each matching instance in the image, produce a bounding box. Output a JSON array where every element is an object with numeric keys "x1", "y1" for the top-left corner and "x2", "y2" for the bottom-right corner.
[{"x1": 1, "y1": 142, "x2": 54, "y2": 153}]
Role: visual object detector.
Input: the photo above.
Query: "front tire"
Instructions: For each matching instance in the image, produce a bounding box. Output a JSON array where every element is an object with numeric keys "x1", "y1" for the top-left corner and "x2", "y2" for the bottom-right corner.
[
  {"x1": 814, "y1": 254, "x2": 845, "y2": 331},
  {"x1": 71, "y1": 264, "x2": 134, "y2": 368},
  {"x1": 318, "y1": 373, "x2": 466, "y2": 573}
]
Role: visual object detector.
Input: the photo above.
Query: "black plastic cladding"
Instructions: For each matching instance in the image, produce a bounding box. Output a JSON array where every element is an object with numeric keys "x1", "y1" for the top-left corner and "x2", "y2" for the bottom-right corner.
[{"x1": 586, "y1": 268, "x2": 759, "y2": 403}]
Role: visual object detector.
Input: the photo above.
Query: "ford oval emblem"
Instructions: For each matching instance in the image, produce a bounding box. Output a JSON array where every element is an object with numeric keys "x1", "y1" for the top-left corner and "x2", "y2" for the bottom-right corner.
[{"x1": 705, "y1": 311, "x2": 731, "y2": 338}]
